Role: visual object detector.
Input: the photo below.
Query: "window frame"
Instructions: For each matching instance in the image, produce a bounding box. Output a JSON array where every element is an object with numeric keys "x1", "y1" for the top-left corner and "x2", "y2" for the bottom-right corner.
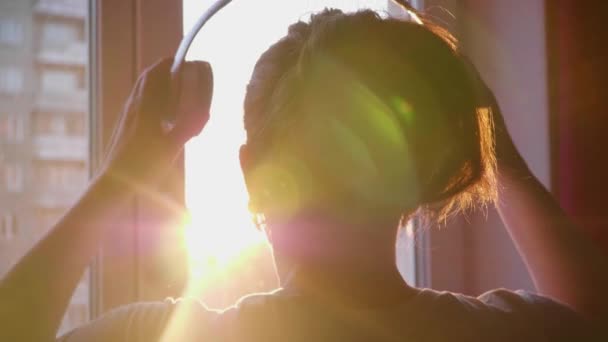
[{"x1": 90, "y1": 0, "x2": 184, "y2": 317}]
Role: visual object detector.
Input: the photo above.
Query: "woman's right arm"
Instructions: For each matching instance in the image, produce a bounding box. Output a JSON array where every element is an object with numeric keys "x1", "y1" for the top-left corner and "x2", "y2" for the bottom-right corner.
[
  {"x1": 488, "y1": 84, "x2": 608, "y2": 322},
  {"x1": 0, "y1": 59, "x2": 212, "y2": 341},
  {"x1": 0, "y1": 174, "x2": 134, "y2": 341}
]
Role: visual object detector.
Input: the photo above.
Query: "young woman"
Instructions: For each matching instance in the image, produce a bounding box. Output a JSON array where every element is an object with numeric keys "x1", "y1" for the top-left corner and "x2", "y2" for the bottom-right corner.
[{"x1": 1, "y1": 8, "x2": 605, "y2": 341}]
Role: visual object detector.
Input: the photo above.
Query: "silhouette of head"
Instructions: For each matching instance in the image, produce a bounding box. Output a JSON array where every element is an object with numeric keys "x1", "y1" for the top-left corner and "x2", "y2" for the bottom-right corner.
[{"x1": 240, "y1": 9, "x2": 495, "y2": 238}]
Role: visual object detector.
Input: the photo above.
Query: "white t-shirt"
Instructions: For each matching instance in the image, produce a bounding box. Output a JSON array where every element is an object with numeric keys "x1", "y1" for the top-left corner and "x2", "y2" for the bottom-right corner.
[{"x1": 59, "y1": 288, "x2": 594, "y2": 341}]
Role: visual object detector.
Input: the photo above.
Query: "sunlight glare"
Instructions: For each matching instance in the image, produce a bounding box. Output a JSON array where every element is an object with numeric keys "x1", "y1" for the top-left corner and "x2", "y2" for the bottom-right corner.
[{"x1": 183, "y1": 0, "x2": 398, "y2": 279}]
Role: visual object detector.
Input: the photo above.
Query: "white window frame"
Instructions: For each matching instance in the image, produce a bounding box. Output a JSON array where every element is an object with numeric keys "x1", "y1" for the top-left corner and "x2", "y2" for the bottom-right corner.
[{"x1": 91, "y1": 0, "x2": 185, "y2": 317}]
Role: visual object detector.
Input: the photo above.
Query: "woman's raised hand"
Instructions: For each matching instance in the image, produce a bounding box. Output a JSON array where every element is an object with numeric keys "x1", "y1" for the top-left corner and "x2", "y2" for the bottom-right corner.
[{"x1": 100, "y1": 58, "x2": 213, "y2": 188}]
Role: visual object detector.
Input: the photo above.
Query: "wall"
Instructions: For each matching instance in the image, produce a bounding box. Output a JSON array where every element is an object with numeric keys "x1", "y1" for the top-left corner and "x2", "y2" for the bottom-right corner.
[
  {"x1": 423, "y1": 0, "x2": 549, "y2": 295},
  {"x1": 548, "y1": 1, "x2": 608, "y2": 251}
]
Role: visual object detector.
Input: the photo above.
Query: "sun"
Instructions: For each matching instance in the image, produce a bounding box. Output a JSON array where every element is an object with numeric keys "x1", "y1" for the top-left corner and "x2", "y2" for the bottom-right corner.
[
  {"x1": 180, "y1": 0, "x2": 301, "y2": 280},
  {"x1": 183, "y1": 115, "x2": 268, "y2": 275},
  {"x1": 183, "y1": 166, "x2": 266, "y2": 270}
]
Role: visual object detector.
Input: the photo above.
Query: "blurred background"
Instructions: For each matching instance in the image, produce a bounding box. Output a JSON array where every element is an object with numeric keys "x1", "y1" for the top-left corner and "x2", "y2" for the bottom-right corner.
[
  {"x1": 0, "y1": 0, "x2": 89, "y2": 335},
  {"x1": 0, "y1": 0, "x2": 606, "y2": 337}
]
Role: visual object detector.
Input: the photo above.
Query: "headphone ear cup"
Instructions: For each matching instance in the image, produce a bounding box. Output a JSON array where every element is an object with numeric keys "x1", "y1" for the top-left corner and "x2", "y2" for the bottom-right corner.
[{"x1": 169, "y1": 61, "x2": 213, "y2": 144}]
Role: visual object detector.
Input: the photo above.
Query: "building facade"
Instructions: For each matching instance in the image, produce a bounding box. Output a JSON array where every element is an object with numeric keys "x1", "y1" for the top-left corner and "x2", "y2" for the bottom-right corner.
[{"x1": 0, "y1": 0, "x2": 89, "y2": 334}]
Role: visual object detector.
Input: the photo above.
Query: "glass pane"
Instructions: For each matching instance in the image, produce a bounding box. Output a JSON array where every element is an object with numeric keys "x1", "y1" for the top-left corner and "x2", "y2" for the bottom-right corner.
[
  {"x1": 0, "y1": 0, "x2": 91, "y2": 336},
  {"x1": 182, "y1": 0, "x2": 418, "y2": 309}
]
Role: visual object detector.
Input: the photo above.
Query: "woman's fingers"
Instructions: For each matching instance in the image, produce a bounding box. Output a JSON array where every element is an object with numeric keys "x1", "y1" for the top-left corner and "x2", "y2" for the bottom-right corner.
[
  {"x1": 170, "y1": 61, "x2": 213, "y2": 144},
  {"x1": 130, "y1": 59, "x2": 213, "y2": 145},
  {"x1": 100, "y1": 58, "x2": 213, "y2": 182},
  {"x1": 138, "y1": 58, "x2": 174, "y2": 132}
]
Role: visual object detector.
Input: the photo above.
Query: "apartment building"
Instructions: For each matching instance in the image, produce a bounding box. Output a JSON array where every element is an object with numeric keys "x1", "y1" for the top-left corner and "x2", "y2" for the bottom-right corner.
[{"x1": 0, "y1": 0, "x2": 89, "y2": 334}]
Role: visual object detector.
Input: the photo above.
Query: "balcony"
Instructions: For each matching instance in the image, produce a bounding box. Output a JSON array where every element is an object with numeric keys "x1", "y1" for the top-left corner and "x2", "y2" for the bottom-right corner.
[
  {"x1": 34, "y1": 0, "x2": 87, "y2": 20},
  {"x1": 34, "y1": 135, "x2": 88, "y2": 161},
  {"x1": 38, "y1": 42, "x2": 87, "y2": 66},
  {"x1": 36, "y1": 88, "x2": 87, "y2": 112}
]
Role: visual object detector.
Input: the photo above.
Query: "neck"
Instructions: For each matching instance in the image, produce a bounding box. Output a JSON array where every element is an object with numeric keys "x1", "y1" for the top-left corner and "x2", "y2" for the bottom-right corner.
[{"x1": 268, "y1": 213, "x2": 416, "y2": 307}]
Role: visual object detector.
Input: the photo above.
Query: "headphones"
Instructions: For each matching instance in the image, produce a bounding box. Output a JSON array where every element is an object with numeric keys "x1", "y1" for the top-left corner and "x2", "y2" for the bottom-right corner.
[
  {"x1": 168, "y1": 0, "x2": 427, "y2": 218},
  {"x1": 168, "y1": 0, "x2": 491, "y2": 140},
  {"x1": 171, "y1": 0, "x2": 423, "y2": 78},
  {"x1": 167, "y1": 1, "x2": 495, "y2": 223}
]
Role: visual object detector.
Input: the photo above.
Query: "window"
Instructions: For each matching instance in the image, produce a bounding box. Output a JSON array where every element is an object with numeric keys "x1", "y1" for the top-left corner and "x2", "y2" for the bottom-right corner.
[
  {"x1": 4, "y1": 162, "x2": 23, "y2": 193},
  {"x1": 34, "y1": 114, "x2": 65, "y2": 135},
  {"x1": 0, "y1": 66, "x2": 23, "y2": 94},
  {"x1": 0, "y1": 115, "x2": 24, "y2": 142},
  {"x1": 0, "y1": 18, "x2": 23, "y2": 45},
  {"x1": 41, "y1": 69, "x2": 79, "y2": 93},
  {"x1": 34, "y1": 113, "x2": 85, "y2": 137},
  {"x1": 65, "y1": 114, "x2": 85, "y2": 135},
  {"x1": 64, "y1": 303, "x2": 88, "y2": 326},
  {"x1": 35, "y1": 208, "x2": 63, "y2": 236},
  {"x1": 2, "y1": 0, "x2": 431, "y2": 334},
  {"x1": 0, "y1": 213, "x2": 17, "y2": 241},
  {"x1": 42, "y1": 21, "x2": 81, "y2": 48},
  {"x1": 35, "y1": 161, "x2": 87, "y2": 191},
  {"x1": 182, "y1": 0, "x2": 423, "y2": 309}
]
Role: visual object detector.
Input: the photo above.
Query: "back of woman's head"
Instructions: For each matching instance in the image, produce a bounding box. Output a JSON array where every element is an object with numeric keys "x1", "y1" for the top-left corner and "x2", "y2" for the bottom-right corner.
[{"x1": 242, "y1": 8, "x2": 495, "y2": 227}]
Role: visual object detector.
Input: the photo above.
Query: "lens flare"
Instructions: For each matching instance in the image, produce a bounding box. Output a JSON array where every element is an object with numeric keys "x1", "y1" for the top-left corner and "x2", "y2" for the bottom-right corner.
[{"x1": 181, "y1": 0, "x2": 413, "y2": 306}]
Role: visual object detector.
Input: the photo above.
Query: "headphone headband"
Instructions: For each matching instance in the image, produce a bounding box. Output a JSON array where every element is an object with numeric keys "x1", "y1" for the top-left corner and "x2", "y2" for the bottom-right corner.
[
  {"x1": 171, "y1": 0, "x2": 233, "y2": 76},
  {"x1": 171, "y1": 0, "x2": 422, "y2": 77}
]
